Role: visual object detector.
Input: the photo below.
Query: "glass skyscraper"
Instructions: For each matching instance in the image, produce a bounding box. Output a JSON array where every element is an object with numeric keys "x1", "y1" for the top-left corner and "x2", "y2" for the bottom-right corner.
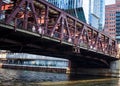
[
  {"x1": 47, "y1": 0, "x2": 82, "y2": 9},
  {"x1": 47, "y1": 0, "x2": 69, "y2": 9},
  {"x1": 99, "y1": 0, "x2": 105, "y2": 30},
  {"x1": 83, "y1": 0, "x2": 105, "y2": 30},
  {"x1": 116, "y1": 12, "x2": 120, "y2": 42},
  {"x1": 68, "y1": 0, "x2": 82, "y2": 9}
]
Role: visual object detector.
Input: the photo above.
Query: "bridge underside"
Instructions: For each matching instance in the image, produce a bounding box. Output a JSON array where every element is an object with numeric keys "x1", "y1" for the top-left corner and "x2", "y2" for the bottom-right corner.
[{"x1": 0, "y1": 24, "x2": 117, "y2": 68}]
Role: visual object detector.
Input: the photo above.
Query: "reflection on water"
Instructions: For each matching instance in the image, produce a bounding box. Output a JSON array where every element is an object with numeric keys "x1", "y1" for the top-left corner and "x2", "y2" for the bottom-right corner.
[{"x1": 0, "y1": 68, "x2": 120, "y2": 86}]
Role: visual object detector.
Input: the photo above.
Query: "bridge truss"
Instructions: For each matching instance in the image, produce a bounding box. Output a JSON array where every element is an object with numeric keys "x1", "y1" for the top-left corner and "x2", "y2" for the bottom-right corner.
[{"x1": 0, "y1": 0, "x2": 118, "y2": 60}]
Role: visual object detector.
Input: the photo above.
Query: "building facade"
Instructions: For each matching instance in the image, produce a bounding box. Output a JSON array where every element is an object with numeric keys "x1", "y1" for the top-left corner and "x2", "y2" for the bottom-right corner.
[
  {"x1": 116, "y1": 12, "x2": 120, "y2": 42},
  {"x1": 47, "y1": 0, "x2": 69, "y2": 9},
  {"x1": 99, "y1": 0, "x2": 105, "y2": 30},
  {"x1": 116, "y1": 0, "x2": 120, "y2": 3},
  {"x1": 116, "y1": 0, "x2": 120, "y2": 42},
  {"x1": 47, "y1": 0, "x2": 83, "y2": 9},
  {"x1": 104, "y1": 4, "x2": 116, "y2": 39},
  {"x1": 104, "y1": 1, "x2": 120, "y2": 39},
  {"x1": 81, "y1": 0, "x2": 105, "y2": 30}
]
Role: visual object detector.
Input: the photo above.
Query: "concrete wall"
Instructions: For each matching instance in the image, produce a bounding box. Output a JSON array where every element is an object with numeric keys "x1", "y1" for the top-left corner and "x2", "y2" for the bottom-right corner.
[{"x1": 110, "y1": 60, "x2": 120, "y2": 77}]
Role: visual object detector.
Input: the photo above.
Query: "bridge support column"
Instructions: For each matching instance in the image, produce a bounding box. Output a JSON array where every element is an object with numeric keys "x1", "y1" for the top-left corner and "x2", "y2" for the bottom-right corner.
[
  {"x1": 66, "y1": 60, "x2": 120, "y2": 77},
  {"x1": 110, "y1": 60, "x2": 120, "y2": 77}
]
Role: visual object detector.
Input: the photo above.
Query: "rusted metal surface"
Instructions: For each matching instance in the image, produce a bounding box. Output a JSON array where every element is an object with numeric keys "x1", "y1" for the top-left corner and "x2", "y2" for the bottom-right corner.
[{"x1": 0, "y1": 0, "x2": 118, "y2": 58}]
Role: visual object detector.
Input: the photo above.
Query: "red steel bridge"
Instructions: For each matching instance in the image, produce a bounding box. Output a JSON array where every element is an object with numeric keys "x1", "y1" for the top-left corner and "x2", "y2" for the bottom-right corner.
[{"x1": 0, "y1": 0, "x2": 119, "y2": 68}]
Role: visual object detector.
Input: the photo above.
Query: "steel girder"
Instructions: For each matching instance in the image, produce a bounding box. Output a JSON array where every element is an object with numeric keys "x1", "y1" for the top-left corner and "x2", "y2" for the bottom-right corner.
[{"x1": 0, "y1": 0, "x2": 118, "y2": 58}]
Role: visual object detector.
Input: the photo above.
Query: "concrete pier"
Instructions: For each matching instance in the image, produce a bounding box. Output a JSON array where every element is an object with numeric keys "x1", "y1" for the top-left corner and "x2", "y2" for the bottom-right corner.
[
  {"x1": 110, "y1": 60, "x2": 120, "y2": 77},
  {"x1": 68, "y1": 60, "x2": 120, "y2": 77}
]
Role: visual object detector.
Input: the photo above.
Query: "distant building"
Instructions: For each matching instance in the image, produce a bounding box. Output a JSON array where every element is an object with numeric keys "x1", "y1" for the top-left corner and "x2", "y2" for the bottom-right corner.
[
  {"x1": 104, "y1": 1, "x2": 120, "y2": 39},
  {"x1": 47, "y1": 0, "x2": 82, "y2": 9},
  {"x1": 116, "y1": 0, "x2": 120, "y2": 3},
  {"x1": 84, "y1": 0, "x2": 99, "y2": 28},
  {"x1": 83, "y1": 0, "x2": 105, "y2": 30},
  {"x1": 104, "y1": 4, "x2": 116, "y2": 39},
  {"x1": 116, "y1": 12, "x2": 120, "y2": 42},
  {"x1": 99, "y1": 0, "x2": 105, "y2": 30},
  {"x1": 47, "y1": 0, "x2": 69, "y2": 9}
]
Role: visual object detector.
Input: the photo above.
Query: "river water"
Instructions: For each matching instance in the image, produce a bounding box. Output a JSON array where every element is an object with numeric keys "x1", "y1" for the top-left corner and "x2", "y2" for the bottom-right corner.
[{"x1": 0, "y1": 68, "x2": 120, "y2": 86}]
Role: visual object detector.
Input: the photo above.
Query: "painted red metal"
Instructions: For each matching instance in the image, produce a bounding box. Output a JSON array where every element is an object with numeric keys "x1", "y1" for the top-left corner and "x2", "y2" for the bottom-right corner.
[{"x1": 0, "y1": 0, "x2": 118, "y2": 58}]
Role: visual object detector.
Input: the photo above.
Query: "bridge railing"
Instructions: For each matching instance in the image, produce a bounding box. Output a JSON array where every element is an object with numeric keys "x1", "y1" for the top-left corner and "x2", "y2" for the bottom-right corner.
[{"x1": 0, "y1": 0, "x2": 118, "y2": 58}]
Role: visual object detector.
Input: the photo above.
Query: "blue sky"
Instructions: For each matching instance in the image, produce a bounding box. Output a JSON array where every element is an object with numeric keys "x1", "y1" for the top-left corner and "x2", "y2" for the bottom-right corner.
[{"x1": 105, "y1": 0, "x2": 115, "y2": 5}]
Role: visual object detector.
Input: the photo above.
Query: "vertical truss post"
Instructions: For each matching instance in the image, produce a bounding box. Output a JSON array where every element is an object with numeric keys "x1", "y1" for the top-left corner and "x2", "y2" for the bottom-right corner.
[
  {"x1": 44, "y1": 6, "x2": 49, "y2": 34},
  {"x1": 23, "y1": 1, "x2": 29, "y2": 29},
  {"x1": 64, "y1": 15, "x2": 71, "y2": 42},
  {"x1": 65, "y1": 18, "x2": 71, "y2": 41},
  {"x1": 107, "y1": 38, "x2": 111, "y2": 55},
  {"x1": 91, "y1": 29, "x2": 94, "y2": 48},
  {"x1": 78, "y1": 25, "x2": 85, "y2": 46},
  {"x1": 106, "y1": 38, "x2": 109, "y2": 54},
  {"x1": 30, "y1": 0, "x2": 39, "y2": 31},
  {"x1": 115, "y1": 41, "x2": 118, "y2": 56},
  {"x1": 50, "y1": 14, "x2": 62, "y2": 36},
  {"x1": 73, "y1": 21, "x2": 77, "y2": 45},
  {"x1": 115, "y1": 41, "x2": 118, "y2": 57},
  {"x1": 97, "y1": 34, "x2": 103, "y2": 52},
  {"x1": 0, "y1": 1, "x2": 3, "y2": 15},
  {"x1": 60, "y1": 15, "x2": 64, "y2": 41},
  {"x1": 97, "y1": 33, "x2": 102, "y2": 52},
  {"x1": 0, "y1": 0, "x2": 3, "y2": 12},
  {"x1": 85, "y1": 28, "x2": 90, "y2": 48},
  {"x1": 93, "y1": 32, "x2": 99, "y2": 51},
  {"x1": 102, "y1": 36, "x2": 105, "y2": 53},
  {"x1": 114, "y1": 41, "x2": 117, "y2": 56}
]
